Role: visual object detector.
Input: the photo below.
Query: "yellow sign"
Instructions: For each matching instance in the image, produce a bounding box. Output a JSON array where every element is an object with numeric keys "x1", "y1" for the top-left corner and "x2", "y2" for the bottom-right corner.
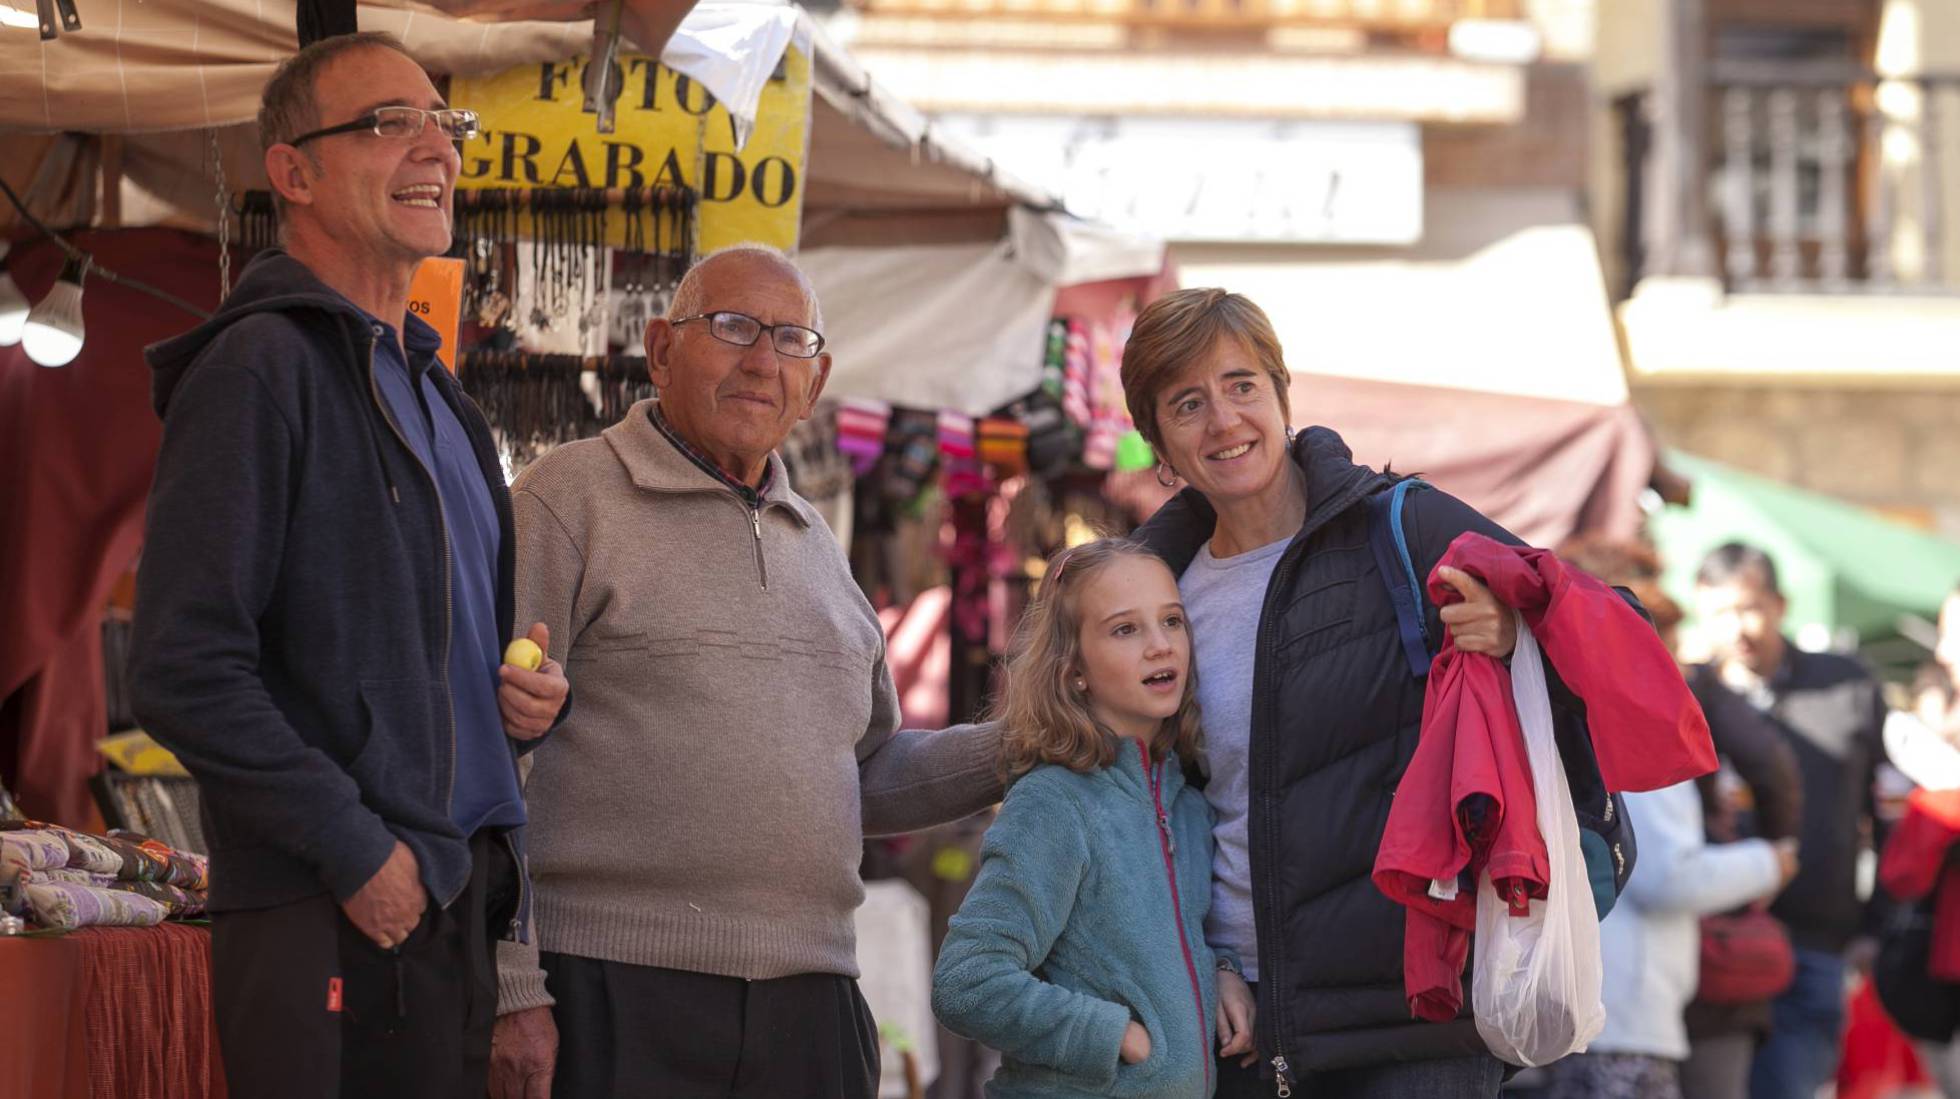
[
  {"x1": 450, "y1": 48, "x2": 812, "y2": 254},
  {"x1": 409, "y1": 257, "x2": 464, "y2": 369}
]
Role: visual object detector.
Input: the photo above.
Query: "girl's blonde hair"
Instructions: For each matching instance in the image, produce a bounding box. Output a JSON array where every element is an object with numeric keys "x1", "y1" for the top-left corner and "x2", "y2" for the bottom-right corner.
[{"x1": 994, "y1": 539, "x2": 1204, "y2": 778}]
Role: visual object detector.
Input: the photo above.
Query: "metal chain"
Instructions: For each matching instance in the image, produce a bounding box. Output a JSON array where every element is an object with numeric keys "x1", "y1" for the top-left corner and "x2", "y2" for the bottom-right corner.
[{"x1": 211, "y1": 129, "x2": 231, "y2": 303}]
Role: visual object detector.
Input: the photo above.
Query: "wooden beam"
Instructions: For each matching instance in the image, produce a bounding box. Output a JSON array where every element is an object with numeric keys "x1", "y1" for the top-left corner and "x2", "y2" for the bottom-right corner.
[
  {"x1": 1649, "y1": 0, "x2": 1716, "y2": 277},
  {"x1": 99, "y1": 134, "x2": 123, "y2": 229}
]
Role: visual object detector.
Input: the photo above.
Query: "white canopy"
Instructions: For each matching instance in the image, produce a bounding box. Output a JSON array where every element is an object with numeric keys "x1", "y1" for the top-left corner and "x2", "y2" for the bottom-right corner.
[
  {"x1": 1175, "y1": 188, "x2": 1630, "y2": 408},
  {"x1": 806, "y1": 208, "x2": 1162, "y2": 416}
]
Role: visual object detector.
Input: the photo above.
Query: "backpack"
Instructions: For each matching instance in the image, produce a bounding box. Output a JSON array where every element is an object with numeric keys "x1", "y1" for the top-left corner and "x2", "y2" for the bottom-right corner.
[
  {"x1": 1874, "y1": 894, "x2": 1960, "y2": 1041},
  {"x1": 1366, "y1": 478, "x2": 1636, "y2": 920}
]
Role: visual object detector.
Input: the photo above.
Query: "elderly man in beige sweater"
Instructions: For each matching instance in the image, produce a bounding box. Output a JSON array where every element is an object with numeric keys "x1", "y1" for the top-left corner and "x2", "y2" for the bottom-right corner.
[{"x1": 487, "y1": 245, "x2": 1003, "y2": 1099}]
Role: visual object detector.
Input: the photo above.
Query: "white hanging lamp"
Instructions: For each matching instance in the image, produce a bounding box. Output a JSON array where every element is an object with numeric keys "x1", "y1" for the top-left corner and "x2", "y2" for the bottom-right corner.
[
  {"x1": 22, "y1": 256, "x2": 85, "y2": 367},
  {"x1": 0, "y1": 245, "x2": 29, "y2": 346}
]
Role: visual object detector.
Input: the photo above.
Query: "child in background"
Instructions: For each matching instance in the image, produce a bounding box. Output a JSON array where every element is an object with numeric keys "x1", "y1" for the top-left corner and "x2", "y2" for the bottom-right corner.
[{"x1": 932, "y1": 539, "x2": 1253, "y2": 1098}]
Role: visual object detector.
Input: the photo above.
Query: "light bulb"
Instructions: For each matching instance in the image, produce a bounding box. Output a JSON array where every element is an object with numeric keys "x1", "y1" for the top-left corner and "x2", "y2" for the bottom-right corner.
[
  {"x1": 22, "y1": 259, "x2": 84, "y2": 367},
  {"x1": 0, "y1": 270, "x2": 27, "y2": 346}
]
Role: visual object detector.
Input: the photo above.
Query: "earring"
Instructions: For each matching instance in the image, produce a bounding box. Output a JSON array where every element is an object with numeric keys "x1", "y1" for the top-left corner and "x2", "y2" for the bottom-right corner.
[
  {"x1": 1285, "y1": 426, "x2": 1297, "y2": 446},
  {"x1": 1074, "y1": 680, "x2": 1086, "y2": 692},
  {"x1": 1155, "y1": 463, "x2": 1179, "y2": 489}
]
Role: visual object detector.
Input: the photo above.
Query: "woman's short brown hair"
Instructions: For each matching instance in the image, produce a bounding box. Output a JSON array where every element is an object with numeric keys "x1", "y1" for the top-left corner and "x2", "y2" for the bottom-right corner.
[
  {"x1": 994, "y1": 539, "x2": 1203, "y2": 780},
  {"x1": 1120, "y1": 288, "x2": 1291, "y2": 456}
]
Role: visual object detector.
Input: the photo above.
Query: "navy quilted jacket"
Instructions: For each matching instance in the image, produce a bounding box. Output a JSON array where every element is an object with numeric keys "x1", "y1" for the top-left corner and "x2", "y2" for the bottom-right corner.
[{"x1": 1134, "y1": 427, "x2": 1634, "y2": 1084}]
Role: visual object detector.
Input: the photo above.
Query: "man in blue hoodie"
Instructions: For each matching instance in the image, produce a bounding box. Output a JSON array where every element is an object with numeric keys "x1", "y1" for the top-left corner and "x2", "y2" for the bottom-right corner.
[{"x1": 130, "y1": 31, "x2": 568, "y2": 1099}]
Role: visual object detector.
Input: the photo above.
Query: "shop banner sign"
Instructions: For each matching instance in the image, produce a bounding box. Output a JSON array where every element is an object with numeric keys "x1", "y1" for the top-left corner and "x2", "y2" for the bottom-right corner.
[
  {"x1": 451, "y1": 47, "x2": 812, "y2": 254},
  {"x1": 931, "y1": 115, "x2": 1422, "y2": 245}
]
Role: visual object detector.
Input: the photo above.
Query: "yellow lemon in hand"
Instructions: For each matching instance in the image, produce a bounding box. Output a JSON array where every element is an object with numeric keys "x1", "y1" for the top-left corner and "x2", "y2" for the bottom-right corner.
[{"x1": 503, "y1": 638, "x2": 544, "y2": 671}]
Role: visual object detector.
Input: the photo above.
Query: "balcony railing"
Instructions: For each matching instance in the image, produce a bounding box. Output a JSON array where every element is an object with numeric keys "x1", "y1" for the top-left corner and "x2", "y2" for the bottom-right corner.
[
  {"x1": 846, "y1": 0, "x2": 1522, "y2": 29},
  {"x1": 1621, "y1": 65, "x2": 1960, "y2": 294}
]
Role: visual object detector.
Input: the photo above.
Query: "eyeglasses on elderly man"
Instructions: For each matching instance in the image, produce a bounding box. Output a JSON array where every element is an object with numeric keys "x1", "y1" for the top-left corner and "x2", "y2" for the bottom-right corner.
[{"x1": 671, "y1": 310, "x2": 826, "y2": 360}]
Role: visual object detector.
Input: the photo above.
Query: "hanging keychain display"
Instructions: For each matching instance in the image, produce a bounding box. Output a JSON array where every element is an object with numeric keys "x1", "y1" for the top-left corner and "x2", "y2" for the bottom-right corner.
[
  {"x1": 449, "y1": 186, "x2": 695, "y2": 339},
  {"x1": 456, "y1": 350, "x2": 654, "y2": 467}
]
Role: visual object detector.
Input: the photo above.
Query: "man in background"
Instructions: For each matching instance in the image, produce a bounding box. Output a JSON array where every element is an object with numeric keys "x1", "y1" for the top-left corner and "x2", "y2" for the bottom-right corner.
[{"x1": 1691, "y1": 542, "x2": 1888, "y2": 1099}]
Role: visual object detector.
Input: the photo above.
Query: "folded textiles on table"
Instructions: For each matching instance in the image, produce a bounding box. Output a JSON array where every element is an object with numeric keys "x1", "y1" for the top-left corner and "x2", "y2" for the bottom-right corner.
[
  {"x1": 1, "y1": 822, "x2": 209, "y2": 929},
  {"x1": 16, "y1": 880, "x2": 181, "y2": 930}
]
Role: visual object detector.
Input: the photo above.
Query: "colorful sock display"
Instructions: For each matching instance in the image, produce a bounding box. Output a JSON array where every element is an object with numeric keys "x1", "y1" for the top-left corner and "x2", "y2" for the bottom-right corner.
[
  {"x1": 1113, "y1": 429, "x2": 1155, "y2": 473},
  {"x1": 883, "y1": 409, "x2": 941, "y2": 502},
  {"x1": 816, "y1": 311, "x2": 1156, "y2": 500},
  {"x1": 937, "y1": 410, "x2": 976, "y2": 462},
  {"x1": 1080, "y1": 317, "x2": 1131, "y2": 471},
  {"x1": 978, "y1": 417, "x2": 1030, "y2": 476},
  {"x1": 1019, "y1": 398, "x2": 1079, "y2": 479},
  {"x1": 1061, "y1": 317, "x2": 1092, "y2": 427},
  {"x1": 1042, "y1": 318, "x2": 1068, "y2": 400},
  {"x1": 835, "y1": 397, "x2": 892, "y2": 476}
]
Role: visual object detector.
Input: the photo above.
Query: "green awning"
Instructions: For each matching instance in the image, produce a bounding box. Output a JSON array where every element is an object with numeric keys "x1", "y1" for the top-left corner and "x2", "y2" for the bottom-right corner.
[{"x1": 1652, "y1": 451, "x2": 1960, "y2": 663}]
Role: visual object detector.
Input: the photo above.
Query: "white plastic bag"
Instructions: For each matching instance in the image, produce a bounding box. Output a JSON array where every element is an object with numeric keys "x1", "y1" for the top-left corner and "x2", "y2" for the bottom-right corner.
[{"x1": 1471, "y1": 614, "x2": 1606, "y2": 1067}]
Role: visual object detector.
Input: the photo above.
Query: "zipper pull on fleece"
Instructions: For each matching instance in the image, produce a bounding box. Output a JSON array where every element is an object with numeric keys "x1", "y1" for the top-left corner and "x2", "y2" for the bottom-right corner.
[
  {"x1": 749, "y1": 504, "x2": 768, "y2": 590},
  {"x1": 1146, "y1": 751, "x2": 1176, "y2": 856}
]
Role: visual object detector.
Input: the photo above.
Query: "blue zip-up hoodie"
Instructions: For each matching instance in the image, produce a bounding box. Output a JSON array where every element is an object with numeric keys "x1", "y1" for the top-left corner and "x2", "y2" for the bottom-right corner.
[
  {"x1": 933, "y1": 740, "x2": 1226, "y2": 1098},
  {"x1": 130, "y1": 250, "x2": 541, "y2": 928}
]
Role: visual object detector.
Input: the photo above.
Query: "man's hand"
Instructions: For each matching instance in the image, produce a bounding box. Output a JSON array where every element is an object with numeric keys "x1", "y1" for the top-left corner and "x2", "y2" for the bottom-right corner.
[
  {"x1": 500, "y1": 622, "x2": 569, "y2": 741},
  {"x1": 1216, "y1": 970, "x2": 1258, "y2": 1067},
  {"x1": 341, "y1": 841, "x2": 425, "y2": 949},
  {"x1": 1119, "y1": 1020, "x2": 1152, "y2": 1065},
  {"x1": 489, "y1": 1007, "x2": 558, "y2": 1099},
  {"x1": 1436, "y1": 566, "x2": 1518, "y2": 659}
]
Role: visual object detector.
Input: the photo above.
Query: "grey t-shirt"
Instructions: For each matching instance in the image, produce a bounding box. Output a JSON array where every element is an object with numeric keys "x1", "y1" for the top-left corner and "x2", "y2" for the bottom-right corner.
[{"x1": 1180, "y1": 533, "x2": 1291, "y2": 981}]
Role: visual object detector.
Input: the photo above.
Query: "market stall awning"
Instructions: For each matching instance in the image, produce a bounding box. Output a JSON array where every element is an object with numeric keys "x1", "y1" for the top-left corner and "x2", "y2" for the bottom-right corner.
[
  {"x1": 1174, "y1": 189, "x2": 1629, "y2": 407},
  {"x1": 1173, "y1": 189, "x2": 1653, "y2": 546},
  {"x1": 0, "y1": 0, "x2": 695, "y2": 133},
  {"x1": 1652, "y1": 451, "x2": 1960, "y2": 662},
  {"x1": 1287, "y1": 372, "x2": 1654, "y2": 548},
  {"x1": 806, "y1": 207, "x2": 1165, "y2": 415},
  {"x1": 0, "y1": 0, "x2": 1063, "y2": 248}
]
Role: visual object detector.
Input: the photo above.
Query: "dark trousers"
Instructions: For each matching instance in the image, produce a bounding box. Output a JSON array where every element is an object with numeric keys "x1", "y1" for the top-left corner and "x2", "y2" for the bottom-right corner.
[
  {"x1": 211, "y1": 830, "x2": 516, "y2": 1099},
  {"x1": 541, "y1": 953, "x2": 881, "y2": 1099},
  {"x1": 1214, "y1": 984, "x2": 1504, "y2": 1099},
  {"x1": 1216, "y1": 1053, "x2": 1504, "y2": 1099},
  {"x1": 1547, "y1": 1052, "x2": 1683, "y2": 1099},
  {"x1": 1748, "y1": 947, "x2": 1847, "y2": 1099},
  {"x1": 1682, "y1": 1033, "x2": 1756, "y2": 1099}
]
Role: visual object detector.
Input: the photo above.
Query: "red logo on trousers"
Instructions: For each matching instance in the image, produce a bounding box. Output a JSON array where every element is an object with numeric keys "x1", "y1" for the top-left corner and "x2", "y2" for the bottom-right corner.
[{"x1": 327, "y1": 977, "x2": 343, "y2": 1013}]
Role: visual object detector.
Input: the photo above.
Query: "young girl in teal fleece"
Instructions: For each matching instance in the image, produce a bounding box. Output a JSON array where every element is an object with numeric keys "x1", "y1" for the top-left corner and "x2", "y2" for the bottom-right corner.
[{"x1": 932, "y1": 539, "x2": 1255, "y2": 1098}]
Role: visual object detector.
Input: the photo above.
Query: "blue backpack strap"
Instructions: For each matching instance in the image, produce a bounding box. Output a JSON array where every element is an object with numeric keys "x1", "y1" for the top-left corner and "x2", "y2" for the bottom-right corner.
[{"x1": 1366, "y1": 479, "x2": 1432, "y2": 679}]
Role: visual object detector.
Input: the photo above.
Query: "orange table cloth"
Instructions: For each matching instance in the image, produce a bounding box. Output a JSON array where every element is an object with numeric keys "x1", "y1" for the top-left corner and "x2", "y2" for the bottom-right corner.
[{"x1": 0, "y1": 923, "x2": 225, "y2": 1099}]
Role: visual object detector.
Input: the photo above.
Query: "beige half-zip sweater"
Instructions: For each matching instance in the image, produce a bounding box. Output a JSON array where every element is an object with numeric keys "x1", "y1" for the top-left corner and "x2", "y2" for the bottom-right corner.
[{"x1": 497, "y1": 400, "x2": 1002, "y2": 1012}]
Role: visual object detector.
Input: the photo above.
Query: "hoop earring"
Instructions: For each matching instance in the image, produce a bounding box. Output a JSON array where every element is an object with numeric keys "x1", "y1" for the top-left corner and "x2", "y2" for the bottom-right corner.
[{"x1": 1155, "y1": 463, "x2": 1180, "y2": 488}]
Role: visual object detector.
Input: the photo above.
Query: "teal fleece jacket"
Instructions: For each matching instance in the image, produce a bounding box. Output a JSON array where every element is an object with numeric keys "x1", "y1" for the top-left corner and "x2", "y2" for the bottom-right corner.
[{"x1": 933, "y1": 740, "x2": 1226, "y2": 1098}]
